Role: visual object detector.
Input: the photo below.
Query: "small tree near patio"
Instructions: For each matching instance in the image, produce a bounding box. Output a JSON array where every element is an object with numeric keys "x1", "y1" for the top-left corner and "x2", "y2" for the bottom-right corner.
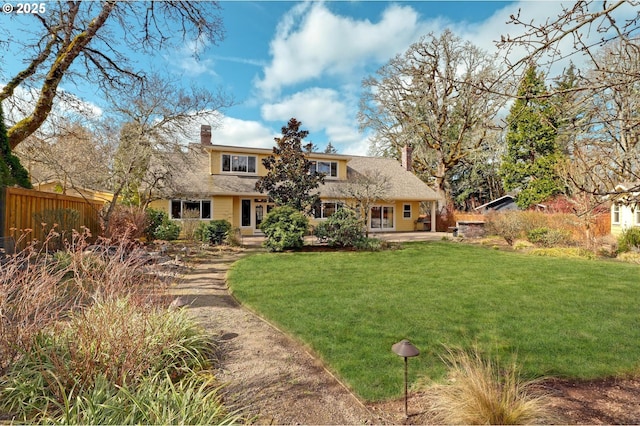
[
  {"x1": 341, "y1": 168, "x2": 390, "y2": 238},
  {"x1": 255, "y1": 118, "x2": 324, "y2": 213}
]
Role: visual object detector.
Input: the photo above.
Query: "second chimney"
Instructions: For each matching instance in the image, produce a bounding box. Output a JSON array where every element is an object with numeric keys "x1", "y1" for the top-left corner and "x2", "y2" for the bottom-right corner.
[
  {"x1": 401, "y1": 145, "x2": 413, "y2": 172},
  {"x1": 200, "y1": 124, "x2": 212, "y2": 146}
]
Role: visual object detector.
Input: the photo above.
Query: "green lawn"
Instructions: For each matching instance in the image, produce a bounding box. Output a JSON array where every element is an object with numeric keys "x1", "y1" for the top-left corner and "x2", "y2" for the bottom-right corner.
[{"x1": 227, "y1": 242, "x2": 640, "y2": 401}]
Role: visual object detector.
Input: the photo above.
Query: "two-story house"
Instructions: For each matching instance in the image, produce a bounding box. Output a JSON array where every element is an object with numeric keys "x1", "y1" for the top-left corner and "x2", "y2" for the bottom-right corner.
[{"x1": 149, "y1": 125, "x2": 440, "y2": 236}]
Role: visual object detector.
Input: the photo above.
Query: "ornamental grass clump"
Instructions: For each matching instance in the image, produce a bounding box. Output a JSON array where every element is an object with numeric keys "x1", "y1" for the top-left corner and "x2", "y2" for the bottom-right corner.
[
  {"x1": 0, "y1": 298, "x2": 231, "y2": 424},
  {"x1": 428, "y1": 348, "x2": 557, "y2": 425}
]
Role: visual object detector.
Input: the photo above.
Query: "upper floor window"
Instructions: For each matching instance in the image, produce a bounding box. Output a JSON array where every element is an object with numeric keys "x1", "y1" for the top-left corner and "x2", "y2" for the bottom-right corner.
[
  {"x1": 310, "y1": 160, "x2": 338, "y2": 178},
  {"x1": 222, "y1": 154, "x2": 256, "y2": 173},
  {"x1": 171, "y1": 200, "x2": 212, "y2": 220}
]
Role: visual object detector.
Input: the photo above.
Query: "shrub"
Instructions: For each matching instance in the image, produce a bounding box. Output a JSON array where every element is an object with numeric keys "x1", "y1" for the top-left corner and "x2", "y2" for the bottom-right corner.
[
  {"x1": 353, "y1": 237, "x2": 393, "y2": 251},
  {"x1": 145, "y1": 208, "x2": 166, "y2": 240},
  {"x1": 225, "y1": 227, "x2": 242, "y2": 247},
  {"x1": 145, "y1": 209, "x2": 180, "y2": 241},
  {"x1": 428, "y1": 348, "x2": 556, "y2": 425},
  {"x1": 105, "y1": 205, "x2": 148, "y2": 241},
  {"x1": 485, "y1": 211, "x2": 525, "y2": 246},
  {"x1": 194, "y1": 220, "x2": 232, "y2": 245},
  {"x1": 318, "y1": 208, "x2": 365, "y2": 247},
  {"x1": 260, "y1": 206, "x2": 309, "y2": 252},
  {"x1": 0, "y1": 298, "x2": 233, "y2": 424},
  {"x1": 617, "y1": 227, "x2": 640, "y2": 253},
  {"x1": 154, "y1": 222, "x2": 181, "y2": 241},
  {"x1": 527, "y1": 227, "x2": 572, "y2": 247},
  {"x1": 617, "y1": 251, "x2": 640, "y2": 264},
  {"x1": 529, "y1": 247, "x2": 596, "y2": 260}
]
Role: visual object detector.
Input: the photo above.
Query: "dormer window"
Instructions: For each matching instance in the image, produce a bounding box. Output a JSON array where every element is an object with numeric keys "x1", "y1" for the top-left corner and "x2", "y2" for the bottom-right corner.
[
  {"x1": 222, "y1": 154, "x2": 256, "y2": 173},
  {"x1": 310, "y1": 160, "x2": 338, "y2": 178}
]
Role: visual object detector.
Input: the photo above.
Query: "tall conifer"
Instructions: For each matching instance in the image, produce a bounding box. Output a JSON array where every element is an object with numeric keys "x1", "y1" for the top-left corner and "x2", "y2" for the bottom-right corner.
[{"x1": 499, "y1": 65, "x2": 562, "y2": 208}]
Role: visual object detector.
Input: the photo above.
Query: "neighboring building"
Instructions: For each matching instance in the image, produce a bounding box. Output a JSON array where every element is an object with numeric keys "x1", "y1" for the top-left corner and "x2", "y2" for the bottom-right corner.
[
  {"x1": 34, "y1": 179, "x2": 114, "y2": 203},
  {"x1": 474, "y1": 195, "x2": 519, "y2": 214},
  {"x1": 148, "y1": 125, "x2": 440, "y2": 235},
  {"x1": 610, "y1": 182, "x2": 640, "y2": 236},
  {"x1": 474, "y1": 194, "x2": 547, "y2": 214}
]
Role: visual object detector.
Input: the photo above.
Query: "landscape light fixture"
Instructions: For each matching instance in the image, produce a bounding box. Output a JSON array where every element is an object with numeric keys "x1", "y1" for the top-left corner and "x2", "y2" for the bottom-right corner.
[{"x1": 391, "y1": 339, "x2": 420, "y2": 417}]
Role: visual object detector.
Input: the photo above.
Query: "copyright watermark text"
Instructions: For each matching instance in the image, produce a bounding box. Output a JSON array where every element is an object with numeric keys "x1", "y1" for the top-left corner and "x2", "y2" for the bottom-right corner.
[{"x1": 2, "y1": 3, "x2": 47, "y2": 14}]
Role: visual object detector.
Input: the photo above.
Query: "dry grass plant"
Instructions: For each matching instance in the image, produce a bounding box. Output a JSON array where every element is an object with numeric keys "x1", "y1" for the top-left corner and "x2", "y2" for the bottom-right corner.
[
  {"x1": 180, "y1": 208, "x2": 202, "y2": 241},
  {"x1": 104, "y1": 205, "x2": 148, "y2": 241},
  {"x1": 0, "y1": 298, "x2": 232, "y2": 424},
  {"x1": 0, "y1": 227, "x2": 165, "y2": 376},
  {"x1": 428, "y1": 348, "x2": 557, "y2": 425}
]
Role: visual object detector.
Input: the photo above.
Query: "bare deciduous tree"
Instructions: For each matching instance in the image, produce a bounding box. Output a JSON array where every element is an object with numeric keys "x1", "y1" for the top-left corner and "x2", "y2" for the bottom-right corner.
[
  {"x1": 1, "y1": 1, "x2": 224, "y2": 149},
  {"x1": 16, "y1": 120, "x2": 110, "y2": 194},
  {"x1": 340, "y1": 168, "x2": 391, "y2": 238},
  {"x1": 359, "y1": 30, "x2": 508, "y2": 202},
  {"x1": 17, "y1": 74, "x2": 232, "y2": 233},
  {"x1": 99, "y1": 74, "x2": 232, "y2": 230}
]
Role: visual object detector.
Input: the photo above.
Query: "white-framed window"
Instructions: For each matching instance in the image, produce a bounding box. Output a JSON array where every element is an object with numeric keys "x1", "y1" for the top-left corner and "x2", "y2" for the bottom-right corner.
[
  {"x1": 310, "y1": 160, "x2": 338, "y2": 178},
  {"x1": 313, "y1": 201, "x2": 342, "y2": 219},
  {"x1": 370, "y1": 205, "x2": 394, "y2": 230},
  {"x1": 635, "y1": 205, "x2": 640, "y2": 225},
  {"x1": 171, "y1": 200, "x2": 212, "y2": 220},
  {"x1": 612, "y1": 203, "x2": 620, "y2": 224},
  {"x1": 403, "y1": 203, "x2": 412, "y2": 219},
  {"x1": 222, "y1": 154, "x2": 257, "y2": 174}
]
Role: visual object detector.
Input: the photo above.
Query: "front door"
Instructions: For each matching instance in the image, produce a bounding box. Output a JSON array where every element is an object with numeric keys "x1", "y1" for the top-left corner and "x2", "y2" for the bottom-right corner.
[{"x1": 254, "y1": 199, "x2": 274, "y2": 232}]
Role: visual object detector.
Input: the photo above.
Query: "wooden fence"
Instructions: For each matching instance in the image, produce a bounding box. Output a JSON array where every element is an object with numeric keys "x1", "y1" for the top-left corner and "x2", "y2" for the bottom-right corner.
[{"x1": 1, "y1": 187, "x2": 105, "y2": 252}]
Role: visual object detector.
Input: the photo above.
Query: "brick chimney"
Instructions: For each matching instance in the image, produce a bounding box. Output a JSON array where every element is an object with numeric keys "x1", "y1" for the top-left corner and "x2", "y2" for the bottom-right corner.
[
  {"x1": 200, "y1": 124, "x2": 212, "y2": 146},
  {"x1": 401, "y1": 145, "x2": 413, "y2": 171}
]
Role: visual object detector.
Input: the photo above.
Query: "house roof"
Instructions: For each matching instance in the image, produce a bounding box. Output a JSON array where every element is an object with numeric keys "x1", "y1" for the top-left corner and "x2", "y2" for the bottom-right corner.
[
  {"x1": 474, "y1": 194, "x2": 517, "y2": 211},
  {"x1": 171, "y1": 146, "x2": 439, "y2": 201},
  {"x1": 342, "y1": 156, "x2": 439, "y2": 201}
]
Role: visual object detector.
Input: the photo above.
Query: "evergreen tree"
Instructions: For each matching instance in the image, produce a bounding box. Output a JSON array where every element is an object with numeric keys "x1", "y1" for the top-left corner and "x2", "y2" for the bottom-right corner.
[
  {"x1": 499, "y1": 65, "x2": 562, "y2": 208},
  {"x1": 551, "y1": 63, "x2": 581, "y2": 156},
  {"x1": 0, "y1": 102, "x2": 31, "y2": 188},
  {"x1": 255, "y1": 118, "x2": 324, "y2": 212},
  {"x1": 324, "y1": 142, "x2": 338, "y2": 154}
]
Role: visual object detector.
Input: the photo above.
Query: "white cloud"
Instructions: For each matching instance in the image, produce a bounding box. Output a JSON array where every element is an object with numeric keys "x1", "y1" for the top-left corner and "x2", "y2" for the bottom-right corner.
[
  {"x1": 210, "y1": 115, "x2": 276, "y2": 149},
  {"x1": 261, "y1": 87, "x2": 370, "y2": 154},
  {"x1": 256, "y1": 2, "x2": 427, "y2": 97}
]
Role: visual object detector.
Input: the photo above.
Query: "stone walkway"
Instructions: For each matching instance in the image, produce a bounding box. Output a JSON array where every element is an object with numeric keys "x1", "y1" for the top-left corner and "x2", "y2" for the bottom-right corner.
[{"x1": 168, "y1": 251, "x2": 383, "y2": 424}]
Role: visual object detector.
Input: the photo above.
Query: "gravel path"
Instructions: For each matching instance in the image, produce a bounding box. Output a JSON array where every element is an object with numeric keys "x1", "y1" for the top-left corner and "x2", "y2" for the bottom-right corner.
[{"x1": 168, "y1": 250, "x2": 386, "y2": 425}]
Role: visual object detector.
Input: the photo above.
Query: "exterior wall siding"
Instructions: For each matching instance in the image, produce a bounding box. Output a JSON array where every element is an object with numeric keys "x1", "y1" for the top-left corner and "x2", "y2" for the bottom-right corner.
[
  {"x1": 396, "y1": 201, "x2": 419, "y2": 232},
  {"x1": 213, "y1": 196, "x2": 234, "y2": 224},
  {"x1": 611, "y1": 203, "x2": 636, "y2": 237},
  {"x1": 147, "y1": 199, "x2": 169, "y2": 214}
]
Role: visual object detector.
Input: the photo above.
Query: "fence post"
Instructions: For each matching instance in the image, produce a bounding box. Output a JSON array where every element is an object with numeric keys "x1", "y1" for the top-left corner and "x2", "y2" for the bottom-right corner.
[
  {"x1": 0, "y1": 186, "x2": 5, "y2": 240},
  {"x1": 0, "y1": 186, "x2": 7, "y2": 254}
]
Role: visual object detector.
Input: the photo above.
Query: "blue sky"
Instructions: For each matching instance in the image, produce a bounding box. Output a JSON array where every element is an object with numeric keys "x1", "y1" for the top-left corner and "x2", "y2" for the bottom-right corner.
[
  {"x1": 181, "y1": 0, "x2": 519, "y2": 155},
  {"x1": 3, "y1": 1, "x2": 635, "y2": 156}
]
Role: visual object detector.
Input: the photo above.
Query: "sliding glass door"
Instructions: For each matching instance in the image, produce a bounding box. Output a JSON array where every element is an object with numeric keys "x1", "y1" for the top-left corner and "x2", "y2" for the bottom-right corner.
[{"x1": 370, "y1": 205, "x2": 394, "y2": 230}]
